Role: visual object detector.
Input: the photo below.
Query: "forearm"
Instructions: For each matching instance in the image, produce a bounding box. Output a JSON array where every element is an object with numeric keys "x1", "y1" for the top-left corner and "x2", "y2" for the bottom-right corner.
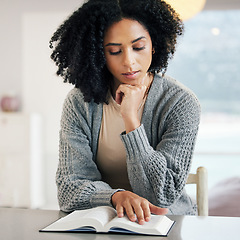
[
  {"x1": 56, "y1": 169, "x2": 123, "y2": 212},
  {"x1": 123, "y1": 114, "x2": 141, "y2": 134},
  {"x1": 57, "y1": 135, "x2": 125, "y2": 211},
  {"x1": 121, "y1": 124, "x2": 197, "y2": 207}
]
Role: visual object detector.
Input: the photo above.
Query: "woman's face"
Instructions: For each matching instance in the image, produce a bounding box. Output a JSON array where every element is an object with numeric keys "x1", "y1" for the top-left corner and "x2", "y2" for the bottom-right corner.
[{"x1": 103, "y1": 18, "x2": 153, "y2": 89}]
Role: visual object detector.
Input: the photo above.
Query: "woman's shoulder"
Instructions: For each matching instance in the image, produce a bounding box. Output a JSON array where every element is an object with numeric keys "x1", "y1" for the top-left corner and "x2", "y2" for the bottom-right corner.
[
  {"x1": 65, "y1": 87, "x2": 84, "y2": 102},
  {"x1": 65, "y1": 88, "x2": 95, "y2": 106},
  {"x1": 154, "y1": 73, "x2": 199, "y2": 102},
  {"x1": 157, "y1": 74, "x2": 193, "y2": 94},
  {"x1": 150, "y1": 74, "x2": 201, "y2": 125},
  {"x1": 63, "y1": 87, "x2": 102, "y2": 114},
  {"x1": 150, "y1": 73, "x2": 201, "y2": 116}
]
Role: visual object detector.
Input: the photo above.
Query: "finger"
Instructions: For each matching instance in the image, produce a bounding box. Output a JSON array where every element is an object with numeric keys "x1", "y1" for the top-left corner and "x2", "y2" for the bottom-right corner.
[
  {"x1": 140, "y1": 77, "x2": 145, "y2": 85},
  {"x1": 115, "y1": 91, "x2": 124, "y2": 104},
  {"x1": 116, "y1": 205, "x2": 124, "y2": 218},
  {"x1": 133, "y1": 205, "x2": 145, "y2": 225},
  {"x1": 124, "y1": 203, "x2": 137, "y2": 222},
  {"x1": 141, "y1": 202, "x2": 151, "y2": 222},
  {"x1": 115, "y1": 84, "x2": 131, "y2": 104},
  {"x1": 149, "y1": 203, "x2": 169, "y2": 215}
]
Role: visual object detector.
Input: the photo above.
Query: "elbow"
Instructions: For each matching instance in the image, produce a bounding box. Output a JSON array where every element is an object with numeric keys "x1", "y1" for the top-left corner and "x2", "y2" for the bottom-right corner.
[
  {"x1": 57, "y1": 191, "x2": 74, "y2": 212},
  {"x1": 155, "y1": 188, "x2": 182, "y2": 208},
  {"x1": 59, "y1": 203, "x2": 74, "y2": 213},
  {"x1": 56, "y1": 179, "x2": 76, "y2": 212}
]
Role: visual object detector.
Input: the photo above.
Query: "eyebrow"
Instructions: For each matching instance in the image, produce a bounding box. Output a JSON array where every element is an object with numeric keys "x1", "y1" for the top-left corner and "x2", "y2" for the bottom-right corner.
[{"x1": 105, "y1": 36, "x2": 146, "y2": 47}]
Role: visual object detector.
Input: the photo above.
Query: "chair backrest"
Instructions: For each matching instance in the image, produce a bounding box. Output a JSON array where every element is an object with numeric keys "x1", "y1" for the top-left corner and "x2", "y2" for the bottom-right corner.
[{"x1": 186, "y1": 166, "x2": 208, "y2": 216}]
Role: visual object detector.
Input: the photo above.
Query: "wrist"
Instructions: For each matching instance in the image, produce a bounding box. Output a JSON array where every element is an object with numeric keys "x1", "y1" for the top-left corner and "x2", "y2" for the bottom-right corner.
[
  {"x1": 111, "y1": 190, "x2": 124, "y2": 207},
  {"x1": 123, "y1": 116, "x2": 140, "y2": 134}
]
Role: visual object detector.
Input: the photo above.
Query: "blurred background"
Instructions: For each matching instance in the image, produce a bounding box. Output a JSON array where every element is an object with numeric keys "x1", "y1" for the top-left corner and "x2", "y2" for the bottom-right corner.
[{"x1": 0, "y1": 0, "x2": 239, "y2": 214}]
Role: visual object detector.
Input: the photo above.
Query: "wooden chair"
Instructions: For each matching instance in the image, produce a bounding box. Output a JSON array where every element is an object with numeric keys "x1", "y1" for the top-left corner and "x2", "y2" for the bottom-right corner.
[{"x1": 186, "y1": 166, "x2": 208, "y2": 216}]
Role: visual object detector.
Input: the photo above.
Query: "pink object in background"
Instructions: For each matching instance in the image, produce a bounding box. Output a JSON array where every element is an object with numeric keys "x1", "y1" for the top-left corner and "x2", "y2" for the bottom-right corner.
[
  {"x1": 209, "y1": 177, "x2": 240, "y2": 217},
  {"x1": 0, "y1": 93, "x2": 20, "y2": 112}
]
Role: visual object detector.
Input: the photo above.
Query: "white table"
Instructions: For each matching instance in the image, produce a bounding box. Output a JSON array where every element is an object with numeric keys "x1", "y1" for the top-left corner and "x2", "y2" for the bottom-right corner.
[{"x1": 1, "y1": 207, "x2": 240, "y2": 240}]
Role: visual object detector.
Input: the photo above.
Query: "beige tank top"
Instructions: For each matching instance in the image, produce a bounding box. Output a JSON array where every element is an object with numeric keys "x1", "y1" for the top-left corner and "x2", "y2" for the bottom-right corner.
[{"x1": 96, "y1": 92, "x2": 146, "y2": 191}]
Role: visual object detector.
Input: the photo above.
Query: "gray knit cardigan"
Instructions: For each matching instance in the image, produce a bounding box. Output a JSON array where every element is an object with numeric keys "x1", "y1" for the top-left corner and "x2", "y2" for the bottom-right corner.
[{"x1": 56, "y1": 73, "x2": 201, "y2": 215}]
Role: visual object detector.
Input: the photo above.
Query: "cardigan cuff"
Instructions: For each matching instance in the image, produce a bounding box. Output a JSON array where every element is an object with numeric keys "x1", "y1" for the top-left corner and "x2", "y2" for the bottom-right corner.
[
  {"x1": 120, "y1": 124, "x2": 153, "y2": 162},
  {"x1": 90, "y1": 188, "x2": 125, "y2": 208}
]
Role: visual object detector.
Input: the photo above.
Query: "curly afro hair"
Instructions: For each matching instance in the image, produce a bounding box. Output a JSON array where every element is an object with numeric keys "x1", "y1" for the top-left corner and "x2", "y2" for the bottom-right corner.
[{"x1": 49, "y1": 0, "x2": 184, "y2": 103}]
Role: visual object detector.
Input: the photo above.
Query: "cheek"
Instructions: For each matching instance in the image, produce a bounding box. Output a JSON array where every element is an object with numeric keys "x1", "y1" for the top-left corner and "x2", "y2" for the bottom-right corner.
[
  {"x1": 105, "y1": 56, "x2": 119, "y2": 74},
  {"x1": 142, "y1": 51, "x2": 152, "y2": 69}
]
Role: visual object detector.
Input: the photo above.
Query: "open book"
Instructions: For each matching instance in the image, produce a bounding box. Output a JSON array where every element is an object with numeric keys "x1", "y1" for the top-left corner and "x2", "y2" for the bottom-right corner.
[{"x1": 40, "y1": 206, "x2": 174, "y2": 236}]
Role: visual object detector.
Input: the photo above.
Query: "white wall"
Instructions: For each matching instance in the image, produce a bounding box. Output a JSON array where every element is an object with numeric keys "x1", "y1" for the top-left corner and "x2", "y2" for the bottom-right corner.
[
  {"x1": 0, "y1": 0, "x2": 22, "y2": 97},
  {"x1": 22, "y1": 12, "x2": 74, "y2": 209},
  {"x1": 0, "y1": 0, "x2": 83, "y2": 209},
  {"x1": 0, "y1": 0, "x2": 82, "y2": 99}
]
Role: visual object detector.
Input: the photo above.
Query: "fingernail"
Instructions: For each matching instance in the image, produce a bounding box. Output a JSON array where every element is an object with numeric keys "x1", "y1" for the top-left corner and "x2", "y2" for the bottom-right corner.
[
  {"x1": 139, "y1": 219, "x2": 145, "y2": 225},
  {"x1": 131, "y1": 216, "x2": 137, "y2": 222},
  {"x1": 145, "y1": 217, "x2": 150, "y2": 222}
]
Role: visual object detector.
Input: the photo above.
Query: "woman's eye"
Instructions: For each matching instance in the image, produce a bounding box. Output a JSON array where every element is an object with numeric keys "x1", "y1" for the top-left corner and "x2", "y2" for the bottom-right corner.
[
  {"x1": 109, "y1": 50, "x2": 121, "y2": 55},
  {"x1": 108, "y1": 46, "x2": 145, "y2": 55},
  {"x1": 133, "y1": 46, "x2": 145, "y2": 51}
]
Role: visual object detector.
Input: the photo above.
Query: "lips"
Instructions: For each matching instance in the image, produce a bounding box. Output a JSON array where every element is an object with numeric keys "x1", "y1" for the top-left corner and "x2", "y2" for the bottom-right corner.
[
  {"x1": 122, "y1": 71, "x2": 140, "y2": 79},
  {"x1": 122, "y1": 71, "x2": 139, "y2": 76}
]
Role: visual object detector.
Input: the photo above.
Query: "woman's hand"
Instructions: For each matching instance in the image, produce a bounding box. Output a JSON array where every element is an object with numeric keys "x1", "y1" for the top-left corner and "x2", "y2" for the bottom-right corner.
[
  {"x1": 115, "y1": 84, "x2": 146, "y2": 133},
  {"x1": 111, "y1": 191, "x2": 168, "y2": 225}
]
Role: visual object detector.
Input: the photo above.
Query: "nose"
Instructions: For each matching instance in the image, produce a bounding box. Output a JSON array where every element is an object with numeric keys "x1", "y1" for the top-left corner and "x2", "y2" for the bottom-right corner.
[{"x1": 122, "y1": 49, "x2": 135, "y2": 68}]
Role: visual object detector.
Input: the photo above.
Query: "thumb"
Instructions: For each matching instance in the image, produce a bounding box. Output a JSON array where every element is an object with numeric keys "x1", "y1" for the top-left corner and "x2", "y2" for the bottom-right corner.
[
  {"x1": 115, "y1": 91, "x2": 124, "y2": 105},
  {"x1": 149, "y1": 203, "x2": 168, "y2": 215}
]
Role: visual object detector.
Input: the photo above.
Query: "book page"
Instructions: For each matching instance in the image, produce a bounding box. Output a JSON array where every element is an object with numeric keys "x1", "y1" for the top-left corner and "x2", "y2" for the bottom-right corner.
[
  {"x1": 81, "y1": 206, "x2": 117, "y2": 228},
  {"x1": 105, "y1": 214, "x2": 174, "y2": 236},
  {"x1": 41, "y1": 206, "x2": 117, "y2": 232}
]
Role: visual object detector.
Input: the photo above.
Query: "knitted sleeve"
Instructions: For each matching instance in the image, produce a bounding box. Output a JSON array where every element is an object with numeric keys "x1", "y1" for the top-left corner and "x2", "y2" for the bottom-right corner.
[
  {"x1": 120, "y1": 91, "x2": 201, "y2": 208},
  {"x1": 56, "y1": 90, "x2": 121, "y2": 212}
]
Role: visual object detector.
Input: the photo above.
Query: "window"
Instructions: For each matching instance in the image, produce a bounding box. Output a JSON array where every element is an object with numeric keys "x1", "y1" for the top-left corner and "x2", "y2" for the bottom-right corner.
[{"x1": 166, "y1": 10, "x2": 240, "y2": 192}]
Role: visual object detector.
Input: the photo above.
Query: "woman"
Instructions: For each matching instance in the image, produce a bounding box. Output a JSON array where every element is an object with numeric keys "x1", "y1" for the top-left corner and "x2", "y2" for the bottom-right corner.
[{"x1": 50, "y1": 0, "x2": 201, "y2": 224}]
